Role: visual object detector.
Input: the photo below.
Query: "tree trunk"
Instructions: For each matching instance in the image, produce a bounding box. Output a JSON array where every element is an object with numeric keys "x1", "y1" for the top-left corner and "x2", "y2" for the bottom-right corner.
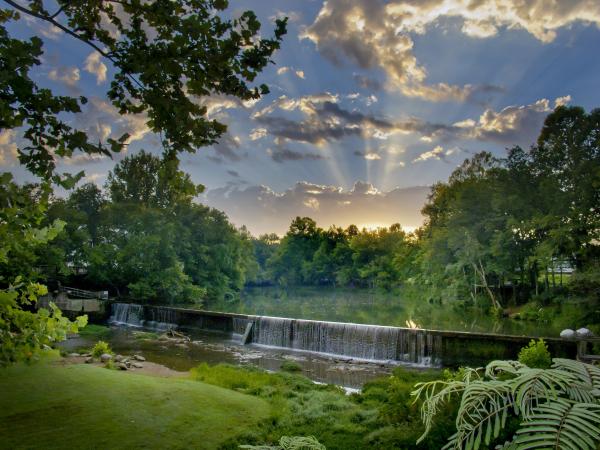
[{"x1": 473, "y1": 260, "x2": 500, "y2": 310}]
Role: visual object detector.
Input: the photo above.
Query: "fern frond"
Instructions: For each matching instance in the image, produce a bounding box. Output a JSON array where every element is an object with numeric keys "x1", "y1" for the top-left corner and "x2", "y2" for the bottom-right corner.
[
  {"x1": 412, "y1": 380, "x2": 467, "y2": 444},
  {"x1": 510, "y1": 367, "x2": 576, "y2": 419},
  {"x1": 447, "y1": 381, "x2": 514, "y2": 450},
  {"x1": 552, "y1": 358, "x2": 600, "y2": 401},
  {"x1": 485, "y1": 360, "x2": 525, "y2": 380},
  {"x1": 279, "y1": 436, "x2": 326, "y2": 450},
  {"x1": 514, "y1": 398, "x2": 600, "y2": 450}
]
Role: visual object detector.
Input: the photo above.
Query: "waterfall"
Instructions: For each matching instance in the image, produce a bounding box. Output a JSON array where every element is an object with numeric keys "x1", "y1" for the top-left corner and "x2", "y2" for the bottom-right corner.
[
  {"x1": 109, "y1": 303, "x2": 144, "y2": 327},
  {"x1": 252, "y1": 316, "x2": 442, "y2": 365},
  {"x1": 144, "y1": 306, "x2": 178, "y2": 330}
]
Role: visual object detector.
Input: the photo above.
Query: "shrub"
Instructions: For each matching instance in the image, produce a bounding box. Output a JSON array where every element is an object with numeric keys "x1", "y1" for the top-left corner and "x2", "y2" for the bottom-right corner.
[
  {"x1": 91, "y1": 340, "x2": 112, "y2": 358},
  {"x1": 280, "y1": 361, "x2": 302, "y2": 372},
  {"x1": 518, "y1": 338, "x2": 551, "y2": 369}
]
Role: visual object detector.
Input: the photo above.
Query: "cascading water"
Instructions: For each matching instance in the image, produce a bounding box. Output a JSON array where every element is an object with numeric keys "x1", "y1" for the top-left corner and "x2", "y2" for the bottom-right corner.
[
  {"x1": 109, "y1": 303, "x2": 144, "y2": 327},
  {"x1": 252, "y1": 316, "x2": 442, "y2": 365}
]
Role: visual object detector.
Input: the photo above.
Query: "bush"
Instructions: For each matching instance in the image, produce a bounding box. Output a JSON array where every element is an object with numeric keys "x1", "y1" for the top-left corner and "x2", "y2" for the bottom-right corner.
[
  {"x1": 91, "y1": 340, "x2": 112, "y2": 358},
  {"x1": 280, "y1": 361, "x2": 302, "y2": 372},
  {"x1": 518, "y1": 339, "x2": 551, "y2": 369}
]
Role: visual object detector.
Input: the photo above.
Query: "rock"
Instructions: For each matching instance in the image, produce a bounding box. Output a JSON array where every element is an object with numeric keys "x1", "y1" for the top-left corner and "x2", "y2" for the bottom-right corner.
[
  {"x1": 114, "y1": 354, "x2": 124, "y2": 362},
  {"x1": 133, "y1": 354, "x2": 145, "y2": 361},
  {"x1": 67, "y1": 353, "x2": 80, "y2": 357},
  {"x1": 100, "y1": 353, "x2": 113, "y2": 363},
  {"x1": 132, "y1": 362, "x2": 143, "y2": 369},
  {"x1": 576, "y1": 328, "x2": 594, "y2": 338},
  {"x1": 118, "y1": 363, "x2": 128, "y2": 370},
  {"x1": 85, "y1": 357, "x2": 94, "y2": 364},
  {"x1": 175, "y1": 343, "x2": 187, "y2": 348},
  {"x1": 560, "y1": 329, "x2": 576, "y2": 339}
]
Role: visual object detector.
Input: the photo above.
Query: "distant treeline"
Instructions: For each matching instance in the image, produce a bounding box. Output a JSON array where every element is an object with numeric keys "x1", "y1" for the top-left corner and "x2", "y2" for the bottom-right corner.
[
  {"x1": 252, "y1": 106, "x2": 600, "y2": 308},
  {"x1": 36, "y1": 106, "x2": 599, "y2": 307}
]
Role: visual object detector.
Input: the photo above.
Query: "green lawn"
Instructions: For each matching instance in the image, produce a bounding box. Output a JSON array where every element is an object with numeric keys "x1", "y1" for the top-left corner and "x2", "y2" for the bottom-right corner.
[{"x1": 0, "y1": 354, "x2": 270, "y2": 449}]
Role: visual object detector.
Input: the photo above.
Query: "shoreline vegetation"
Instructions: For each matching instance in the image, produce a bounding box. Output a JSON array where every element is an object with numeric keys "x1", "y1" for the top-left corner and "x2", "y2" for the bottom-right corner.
[{"x1": 32, "y1": 106, "x2": 598, "y2": 341}]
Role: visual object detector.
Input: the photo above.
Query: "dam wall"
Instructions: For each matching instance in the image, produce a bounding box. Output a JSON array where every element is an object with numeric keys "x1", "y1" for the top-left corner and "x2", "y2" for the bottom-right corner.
[{"x1": 108, "y1": 302, "x2": 580, "y2": 367}]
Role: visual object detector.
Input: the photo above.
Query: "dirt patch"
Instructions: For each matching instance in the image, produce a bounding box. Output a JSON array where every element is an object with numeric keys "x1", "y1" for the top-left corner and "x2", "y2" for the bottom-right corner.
[{"x1": 59, "y1": 355, "x2": 188, "y2": 378}]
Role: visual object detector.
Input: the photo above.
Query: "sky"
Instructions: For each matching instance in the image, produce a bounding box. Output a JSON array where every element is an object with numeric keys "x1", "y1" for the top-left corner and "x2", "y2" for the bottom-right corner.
[{"x1": 2, "y1": 0, "x2": 600, "y2": 235}]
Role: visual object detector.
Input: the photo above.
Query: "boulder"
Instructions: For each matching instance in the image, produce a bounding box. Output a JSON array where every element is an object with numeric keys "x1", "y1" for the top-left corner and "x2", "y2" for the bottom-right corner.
[
  {"x1": 560, "y1": 329, "x2": 576, "y2": 339},
  {"x1": 118, "y1": 362, "x2": 128, "y2": 370},
  {"x1": 132, "y1": 362, "x2": 143, "y2": 369},
  {"x1": 114, "y1": 354, "x2": 124, "y2": 362},
  {"x1": 133, "y1": 354, "x2": 145, "y2": 361},
  {"x1": 576, "y1": 328, "x2": 594, "y2": 338},
  {"x1": 100, "y1": 353, "x2": 113, "y2": 363},
  {"x1": 85, "y1": 357, "x2": 94, "y2": 364},
  {"x1": 67, "y1": 353, "x2": 80, "y2": 357}
]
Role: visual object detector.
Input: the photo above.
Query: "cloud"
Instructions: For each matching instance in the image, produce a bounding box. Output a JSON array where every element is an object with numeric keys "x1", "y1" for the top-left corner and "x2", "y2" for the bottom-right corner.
[
  {"x1": 84, "y1": 52, "x2": 108, "y2": 84},
  {"x1": 208, "y1": 134, "x2": 245, "y2": 163},
  {"x1": 204, "y1": 181, "x2": 431, "y2": 236},
  {"x1": 276, "y1": 66, "x2": 306, "y2": 79},
  {"x1": 249, "y1": 128, "x2": 268, "y2": 141},
  {"x1": 267, "y1": 144, "x2": 326, "y2": 163},
  {"x1": 48, "y1": 66, "x2": 80, "y2": 87},
  {"x1": 23, "y1": 15, "x2": 62, "y2": 40},
  {"x1": 0, "y1": 130, "x2": 19, "y2": 166},
  {"x1": 227, "y1": 170, "x2": 240, "y2": 178},
  {"x1": 353, "y1": 74, "x2": 383, "y2": 91},
  {"x1": 413, "y1": 145, "x2": 448, "y2": 162},
  {"x1": 302, "y1": 0, "x2": 600, "y2": 102},
  {"x1": 269, "y1": 10, "x2": 302, "y2": 23},
  {"x1": 63, "y1": 153, "x2": 107, "y2": 166},
  {"x1": 449, "y1": 97, "x2": 570, "y2": 145},
  {"x1": 75, "y1": 97, "x2": 150, "y2": 145},
  {"x1": 253, "y1": 93, "x2": 454, "y2": 145},
  {"x1": 353, "y1": 150, "x2": 382, "y2": 160}
]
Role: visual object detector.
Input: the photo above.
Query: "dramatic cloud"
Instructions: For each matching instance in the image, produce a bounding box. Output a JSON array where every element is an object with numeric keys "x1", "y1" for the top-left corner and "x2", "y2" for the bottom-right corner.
[
  {"x1": 252, "y1": 93, "x2": 454, "y2": 145},
  {"x1": 48, "y1": 66, "x2": 80, "y2": 87},
  {"x1": 204, "y1": 181, "x2": 431, "y2": 235},
  {"x1": 84, "y1": 52, "x2": 107, "y2": 84},
  {"x1": 302, "y1": 0, "x2": 600, "y2": 102},
  {"x1": 446, "y1": 96, "x2": 570, "y2": 145}
]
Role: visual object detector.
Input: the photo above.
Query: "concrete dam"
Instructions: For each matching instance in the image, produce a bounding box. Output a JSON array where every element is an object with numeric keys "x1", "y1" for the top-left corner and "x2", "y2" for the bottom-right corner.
[{"x1": 109, "y1": 302, "x2": 579, "y2": 367}]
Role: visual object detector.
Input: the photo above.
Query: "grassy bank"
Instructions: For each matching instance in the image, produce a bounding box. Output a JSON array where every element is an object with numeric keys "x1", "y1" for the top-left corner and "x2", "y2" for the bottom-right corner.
[{"x1": 0, "y1": 353, "x2": 269, "y2": 449}]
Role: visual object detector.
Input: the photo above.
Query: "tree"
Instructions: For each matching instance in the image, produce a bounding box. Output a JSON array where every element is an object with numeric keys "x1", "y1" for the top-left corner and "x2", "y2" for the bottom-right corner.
[{"x1": 0, "y1": 0, "x2": 286, "y2": 361}]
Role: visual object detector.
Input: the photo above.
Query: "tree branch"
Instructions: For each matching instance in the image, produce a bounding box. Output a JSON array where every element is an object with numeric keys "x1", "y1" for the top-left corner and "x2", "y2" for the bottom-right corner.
[{"x1": 2, "y1": 0, "x2": 145, "y2": 91}]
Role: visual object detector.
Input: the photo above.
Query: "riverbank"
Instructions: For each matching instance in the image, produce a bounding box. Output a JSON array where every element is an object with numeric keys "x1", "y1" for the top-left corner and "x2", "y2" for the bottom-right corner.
[{"x1": 0, "y1": 352, "x2": 269, "y2": 449}]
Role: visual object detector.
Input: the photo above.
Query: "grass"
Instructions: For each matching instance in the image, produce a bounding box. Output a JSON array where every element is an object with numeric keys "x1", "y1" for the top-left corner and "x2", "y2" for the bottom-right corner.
[
  {"x1": 0, "y1": 353, "x2": 270, "y2": 450},
  {"x1": 77, "y1": 324, "x2": 112, "y2": 339},
  {"x1": 190, "y1": 363, "x2": 454, "y2": 449}
]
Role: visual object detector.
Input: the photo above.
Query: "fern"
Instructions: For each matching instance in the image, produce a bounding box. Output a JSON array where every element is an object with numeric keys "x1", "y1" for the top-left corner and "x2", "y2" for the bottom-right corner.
[
  {"x1": 413, "y1": 358, "x2": 600, "y2": 450},
  {"x1": 240, "y1": 436, "x2": 325, "y2": 450},
  {"x1": 514, "y1": 399, "x2": 600, "y2": 450}
]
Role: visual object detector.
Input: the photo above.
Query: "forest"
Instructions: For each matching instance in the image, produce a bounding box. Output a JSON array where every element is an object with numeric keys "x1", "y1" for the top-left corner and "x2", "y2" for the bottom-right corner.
[{"x1": 31, "y1": 106, "x2": 600, "y2": 317}]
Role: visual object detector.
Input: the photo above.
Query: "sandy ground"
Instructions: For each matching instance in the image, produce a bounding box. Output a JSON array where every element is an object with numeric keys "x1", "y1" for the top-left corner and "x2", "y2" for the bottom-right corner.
[{"x1": 58, "y1": 354, "x2": 189, "y2": 378}]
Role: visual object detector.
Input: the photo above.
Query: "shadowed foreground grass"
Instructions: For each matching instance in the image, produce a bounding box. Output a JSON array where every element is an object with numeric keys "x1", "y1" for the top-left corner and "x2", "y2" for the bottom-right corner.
[{"x1": 0, "y1": 354, "x2": 269, "y2": 449}]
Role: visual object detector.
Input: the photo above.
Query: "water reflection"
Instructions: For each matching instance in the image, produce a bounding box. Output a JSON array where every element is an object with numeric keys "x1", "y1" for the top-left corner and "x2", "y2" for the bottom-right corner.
[{"x1": 209, "y1": 287, "x2": 560, "y2": 336}]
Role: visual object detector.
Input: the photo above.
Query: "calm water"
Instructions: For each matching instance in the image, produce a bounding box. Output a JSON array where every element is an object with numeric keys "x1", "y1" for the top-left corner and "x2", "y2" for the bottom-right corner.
[{"x1": 210, "y1": 286, "x2": 562, "y2": 337}]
